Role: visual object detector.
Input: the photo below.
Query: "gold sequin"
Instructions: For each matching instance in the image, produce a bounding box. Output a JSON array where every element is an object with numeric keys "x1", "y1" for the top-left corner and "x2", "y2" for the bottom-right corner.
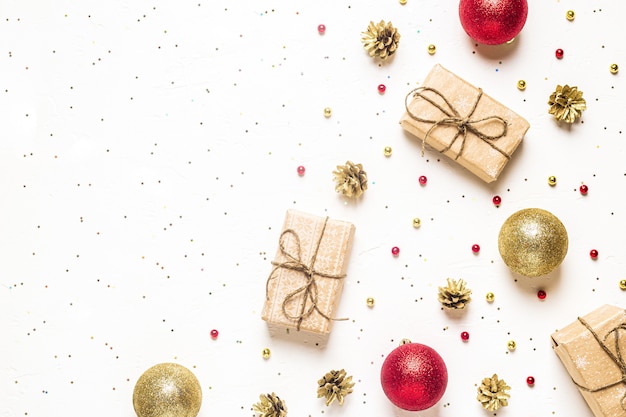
[
  {"x1": 412, "y1": 218, "x2": 421, "y2": 228},
  {"x1": 366, "y1": 297, "x2": 375, "y2": 307},
  {"x1": 262, "y1": 348, "x2": 271, "y2": 359},
  {"x1": 323, "y1": 107, "x2": 332, "y2": 118},
  {"x1": 427, "y1": 44, "x2": 436, "y2": 55},
  {"x1": 517, "y1": 80, "x2": 526, "y2": 91},
  {"x1": 610, "y1": 64, "x2": 619, "y2": 74},
  {"x1": 485, "y1": 292, "x2": 495, "y2": 302},
  {"x1": 507, "y1": 340, "x2": 517, "y2": 351},
  {"x1": 566, "y1": 10, "x2": 575, "y2": 21},
  {"x1": 383, "y1": 146, "x2": 392, "y2": 157},
  {"x1": 548, "y1": 176, "x2": 557, "y2": 186},
  {"x1": 620, "y1": 280, "x2": 626, "y2": 290}
]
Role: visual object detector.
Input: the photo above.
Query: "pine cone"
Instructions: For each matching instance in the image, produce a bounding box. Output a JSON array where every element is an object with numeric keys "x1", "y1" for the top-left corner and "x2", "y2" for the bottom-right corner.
[
  {"x1": 548, "y1": 84, "x2": 586, "y2": 123},
  {"x1": 317, "y1": 369, "x2": 355, "y2": 406},
  {"x1": 333, "y1": 161, "x2": 368, "y2": 198},
  {"x1": 438, "y1": 278, "x2": 472, "y2": 310},
  {"x1": 477, "y1": 374, "x2": 510, "y2": 411},
  {"x1": 361, "y1": 20, "x2": 400, "y2": 60},
  {"x1": 253, "y1": 393, "x2": 287, "y2": 417}
]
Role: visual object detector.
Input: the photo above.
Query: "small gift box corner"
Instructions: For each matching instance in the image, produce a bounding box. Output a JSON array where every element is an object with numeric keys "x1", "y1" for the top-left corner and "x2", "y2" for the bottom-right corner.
[
  {"x1": 552, "y1": 304, "x2": 626, "y2": 417},
  {"x1": 261, "y1": 209, "x2": 356, "y2": 336},
  {"x1": 400, "y1": 64, "x2": 530, "y2": 183}
]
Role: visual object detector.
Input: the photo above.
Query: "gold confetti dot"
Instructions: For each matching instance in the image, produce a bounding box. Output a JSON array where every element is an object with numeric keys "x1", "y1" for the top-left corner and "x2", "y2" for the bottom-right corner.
[
  {"x1": 548, "y1": 176, "x2": 557, "y2": 186},
  {"x1": 610, "y1": 64, "x2": 619, "y2": 74},
  {"x1": 323, "y1": 107, "x2": 332, "y2": 118},
  {"x1": 400, "y1": 338, "x2": 411, "y2": 345},
  {"x1": 383, "y1": 146, "x2": 392, "y2": 157},
  {"x1": 412, "y1": 218, "x2": 421, "y2": 228},
  {"x1": 517, "y1": 80, "x2": 526, "y2": 90},
  {"x1": 427, "y1": 44, "x2": 436, "y2": 55},
  {"x1": 262, "y1": 348, "x2": 271, "y2": 359},
  {"x1": 566, "y1": 10, "x2": 575, "y2": 21},
  {"x1": 485, "y1": 292, "x2": 495, "y2": 302},
  {"x1": 507, "y1": 340, "x2": 516, "y2": 351},
  {"x1": 366, "y1": 297, "x2": 375, "y2": 307},
  {"x1": 620, "y1": 280, "x2": 626, "y2": 290}
]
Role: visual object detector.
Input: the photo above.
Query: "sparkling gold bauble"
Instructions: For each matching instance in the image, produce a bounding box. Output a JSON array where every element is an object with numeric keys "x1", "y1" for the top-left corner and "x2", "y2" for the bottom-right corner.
[
  {"x1": 427, "y1": 44, "x2": 436, "y2": 55},
  {"x1": 548, "y1": 176, "x2": 557, "y2": 186},
  {"x1": 566, "y1": 10, "x2": 575, "y2": 21},
  {"x1": 498, "y1": 208, "x2": 568, "y2": 277},
  {"x1": 323, "y1": 107, "x2": 332, "y2": 118},
  {"x1": 383, "y1": 146, "x2": 393, "y2": 157},
  {"x1": 517, "y1": 80, "x2": 526, "y2": 91},
  {"x1": 610, "y1": 64, "x2": 619, "y2": 74},
  {"x1": 262, "y1": 348, "x2": 271, "y2": 359},
  {"x1": 133, "y1": 363, "x2": 202, "y2": 417}
]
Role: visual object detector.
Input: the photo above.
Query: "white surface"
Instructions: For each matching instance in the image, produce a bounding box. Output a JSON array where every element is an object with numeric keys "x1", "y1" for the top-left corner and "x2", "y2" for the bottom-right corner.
[{"x1": 1, "y1": 1, "x2": 625, "y2": 416}]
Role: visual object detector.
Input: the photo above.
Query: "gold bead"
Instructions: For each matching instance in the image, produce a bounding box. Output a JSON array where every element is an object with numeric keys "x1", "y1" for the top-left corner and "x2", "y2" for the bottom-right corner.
[
  {"x1": 399, "y1": 0, "x2": 407, "y2": 4},
  {"x1": 517, "y1": 80, "x2": 526, "y2": 91},
  {"x1": 400, "y1": 338, "x2": 412, "y2": 345},
  {"x1": 366, "y1": 297, "x2": 375, "y2": 307},
  {"x1": 507, "y1": 340, "x2": 517, "y2": 351},
  {"x1": 383, "y1": 146, "x2": 393, "y2": 157},
  {"x1": 427, "y1": 44, "x2": 436, "y2": 55},
  {"x1": 620, "y1": 280, "x2": 626, "y2": 290},
  {"x1": 566, "y1": 10, "x2": 575, "y2": 21},
  {"x1": 548, "y1": 175, "x2": 557, "y2": 186},
  {"x1": 412, "y1": 217, "x2": 421, "y2": 228},
  {"x1": 485, "y1": 292, "x2": 495, "y2": 302},
  {"x1": 610, "y1": 64, "x2": 619, "y2": 74},
  {"x1": 323, "y1": 107, "x2": 332, "y2": 118},
  {"x1": 262, "y1": 348, "x2": 271, "y2": 359}
]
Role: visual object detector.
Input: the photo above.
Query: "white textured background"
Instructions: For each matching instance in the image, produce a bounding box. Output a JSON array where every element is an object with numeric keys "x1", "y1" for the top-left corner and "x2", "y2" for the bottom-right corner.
[{"x1": 1, "y1": 1, "x2": 625, "y2": 416}]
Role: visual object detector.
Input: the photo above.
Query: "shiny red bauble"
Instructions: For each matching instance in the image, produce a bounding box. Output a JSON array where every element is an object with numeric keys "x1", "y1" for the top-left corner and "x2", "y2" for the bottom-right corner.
[
  {"x1": 380, "y1": 343, "x2": 448, "y2": 411},
  {"x1": 459, "y1": 0, "x2": 528, "y2": 45}
]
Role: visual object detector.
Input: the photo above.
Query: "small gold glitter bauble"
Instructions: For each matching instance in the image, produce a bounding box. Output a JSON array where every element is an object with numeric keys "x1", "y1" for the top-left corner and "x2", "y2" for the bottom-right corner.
[
  {"x1": 498, "y1": 208, "x2": 568, "y2": 277},
  {"x1": 323, "y1": 107, "x2": 332, "y2": 118},
  {"x1": 548, "y1": 176, "x2": 557, "y2": 186},
  {"x1": 610, "y1": 64, "x2": 619, "y2": 74},
  {"x1": 485, "y1": 292, "x2": 495, "y2": 302},
  {"x1": 507, "y1": 340, "x2": 517, "y2": 351},
  {"x1": 133, "y1": 363, "x2": 202, "y2": 417},
  {"x1": 620, "y1": 280, "x2": 626, "y2": 290},
  {"x1": 262, "y1": 348, "x2": 271, "y2": 359},
  {"x1": 517, "y1": 80, "x2": 526, "y2": 91},
  {"x1": 412, "y1": 218, "x2": 421, "y2": 228},
  {"x1": 366, "y1": 297, "x2": 375, "y2": 307},
  {"x1": 427, "y1": 44, "x2": 436, "y2": 55},
  {"x1": 383, "y1": 146, "x2": 393, "y2": 157},
  {"x1": 400, "y1": 338, "x2": 412, "y2": 345},
  {"x1": 566, "y1": 10, "x2": 575, "y2": 21}
]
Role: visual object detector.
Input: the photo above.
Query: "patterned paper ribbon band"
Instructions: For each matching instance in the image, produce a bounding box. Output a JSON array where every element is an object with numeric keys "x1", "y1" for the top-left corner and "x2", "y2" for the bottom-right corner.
[
  {"x1": 574, "y1": 316, "x2": 626, "y2": 411},
  {"x1": 404, "y1": 86, "x2": 510, "y2": 160},
  {"x1": 266, "y1": 217, "x2": 346, "y2": 331}
]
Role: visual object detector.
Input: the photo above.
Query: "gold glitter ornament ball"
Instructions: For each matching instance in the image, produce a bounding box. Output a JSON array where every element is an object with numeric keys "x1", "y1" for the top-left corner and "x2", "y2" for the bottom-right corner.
[
  {"x1": 498, "y1": 208, "x2": 568, "y2": 277},
  {"x1": 133, "y1": 363, "x2": 202, "y2": 417}
]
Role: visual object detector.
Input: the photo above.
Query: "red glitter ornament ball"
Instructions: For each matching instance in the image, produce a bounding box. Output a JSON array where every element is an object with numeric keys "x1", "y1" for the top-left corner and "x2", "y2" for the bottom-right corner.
[
  {"x1": 459, "y1": 0, "x2": 528, "y2": 45},
  {"x1": 380, "y1": 342, "x2": 448, "y2": 411}
]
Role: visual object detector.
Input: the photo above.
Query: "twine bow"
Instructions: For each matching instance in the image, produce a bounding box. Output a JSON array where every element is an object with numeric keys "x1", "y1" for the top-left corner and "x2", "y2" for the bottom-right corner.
[
  {"x1": 266, "y1": 217, "x2": 346, "y2": 331},
  {"x1": 404, "y1": 86, "x2": 510, "y2": 160},
  {"x1": 573, "y1": 317, "x2": 626, "y2": 411}
]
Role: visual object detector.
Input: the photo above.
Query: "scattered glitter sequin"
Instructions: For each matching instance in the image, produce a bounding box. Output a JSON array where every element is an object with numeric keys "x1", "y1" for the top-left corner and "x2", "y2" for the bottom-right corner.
[
  {"x1": 378, "y1": 84, "x2": 387, "y2": 93},
  {"x1": 590, "y1": 249, "x2": 599, "y2": 259},
  {"x1": 610, "y1": 63, "x2": 619, "y2": 74},
  {"x1": 527, "y1": 376, "x2": 535, "y2": 385},
  {"x1": 383, "y1": 146, "x2": 392, "y2": 156},
  {"x1": 492, "y1": 195, "x2": 502, "y2": 206},
  {"x1": 210, "y1": 329, "x2": 219, "y2": 339},
  {"x1": 391, "y1": 246, "x2": 400, "y2": 256},
  {"x1": 555, "y1": 48, "x2": 564, "y2": 59},
  {"x1": 317, "y1": 24, "x2": 326, "y2": 34},
  {"x1": 262, "y1": 348, "x2": 271, "y2": 359},
  {"x1": 461, "y1": 331, "x2": 470, "y2": 341},
  {"x1": 323, "y1": 107, "x2": 332, "y2": 118},
  {"x1": 620, "y1": 280, "x2": 626, "y2": 290},
  {"x1": 412, "y1": 218, "x2": 421, "y2": 228},
  {"x1": 427, "y1": 44, "x2": 436, "y2": 55},
  {"x1": 537, "y1": 290, "x2": 546, "y2": 300},
  {"x1": 548, "y1": 176, "x2": 557, "y2": 186},
  {"x1": 297, "y1": 165, "x2": 306, "y2": 176},
  {"x1": 472, "y1": 244, "x2": 480, "y2": 253},
  {"x1": 418, "y1": 175, "x2": 427, "y2": 185},
  {"x1": 486, "y1": 292, "x2": 495, "y2": 302},
  {"x1": 366, "y1": 297, "x2": 375, "y2": 307},
  {"x1": 507, "y1": 340, "x2": 517, "y2": 351},
  {"x1": 566, "y1": 10, "x2": 575, "y2": 21},
  {"x1": 517, "y1": 80, "x2": 526, "y2": 90},
  {"x1": 580, "y1": 184, "x2": 588, "y2": 195}
]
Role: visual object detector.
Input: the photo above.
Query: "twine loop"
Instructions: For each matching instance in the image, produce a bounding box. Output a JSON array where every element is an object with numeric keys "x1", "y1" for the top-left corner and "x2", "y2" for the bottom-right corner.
[
  {"x1": 574, "y1": 317, "x2": 626, "y2": 411},
  {"x1": 404, "y1": 86, "x2": 510, "y2": 160},
  {"x1": 266, "y1": 217, "x2": 346, "y2": 331}
]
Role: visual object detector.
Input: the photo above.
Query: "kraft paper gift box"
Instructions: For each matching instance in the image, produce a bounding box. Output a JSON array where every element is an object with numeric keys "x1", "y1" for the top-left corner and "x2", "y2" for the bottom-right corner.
[
  {"x1": 262, "y1": 209, "x2": 356, "y2": 337},
  {"x1": 400, "y1": 64, "x2": 530, "y2": 183},
  {"x1": 551, "y1": 304, "x2": 626, "y2": 417}
]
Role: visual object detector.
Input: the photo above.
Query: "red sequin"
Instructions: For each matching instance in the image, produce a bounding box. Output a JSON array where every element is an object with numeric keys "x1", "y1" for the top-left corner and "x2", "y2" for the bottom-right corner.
[
  {"x1": 537, "y1": 290, "x2": 546, "y2": 300},
  {"x1": 391, "y1": 246, "x2": 400, "y2": 256},
  {"x1": 418, "y1": 175, "x2": 427, "y2": 185},
  {"x1": 555, "y1": 48, "x2": 564, "y2": 59},
  {"x1": 317, "y1": 24, "x2": 326, "y2": 34},
  {"x1": 492, "y1": 195, "x2": 501, "y2": 206},
  {"x1": 297, "y1": 165, "x2": 305, "y2": 176},
  {"x1": 590, "y1": 249, "x2": 599, "y2": 259},
  {"x1": 210, "y1": 329, "x2": 219, "y2": 339},
  {"x1": 461, "y1": 331, "x2": 470, "y2": 341},
  {"x1": 471, "y1": 244, "x2": 480, "y2": 253},
  {"x1": 580, "y1": 184, "x2": 588, "y2": 195},
  {"x1": 377, "y1": 84, "x2": 386, "y2": 94},
  {"x1": 526, "y1": 376, "x2": 535, "y2": 385}
]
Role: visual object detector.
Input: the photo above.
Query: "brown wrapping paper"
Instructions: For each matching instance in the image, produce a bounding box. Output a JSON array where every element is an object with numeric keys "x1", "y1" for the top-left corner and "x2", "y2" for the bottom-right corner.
[
  {"x1": 551, "y1": 305, "x2": 626, "y2": 417},
  {"x1": 262, "y1": 209, "x2": 356, "y2": 336},
  {"x1": 400, "y1": 64, "x2": 530, "y2": 183}
]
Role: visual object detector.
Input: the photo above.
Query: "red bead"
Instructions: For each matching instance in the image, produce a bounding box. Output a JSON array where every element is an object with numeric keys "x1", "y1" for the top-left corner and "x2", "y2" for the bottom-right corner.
[
  {"x1": 471, "y1": 244, "x2": 480, "y2": 253},
  {"x1": 526, "y1": 376, "x2": 535, "y2": 386},
  {"x1": 391, "y1": 246, "x2": 400, "y2": 256},
  {"x1": 590, "y1": 249, "x2": 599, "y2": 259},
  {"x1": 492, "y1": 195, "x2": 501, "y2": 206},
  {"x1": 555, "y1": 48, "x2": 564, "y2": 59},
  {"x1": 418, "y1": 175, "x2": 427, "y2": 185},
  {"x1": 297, "y1": 165, "x2": 305, "y2": 176},
  {"x1": 377, "y1": 84, "x2": 386, "y2": 94},
  {"x1": 460, "y1": 331, "x2": 470, "y2": 341},
  {"x1": 580, "y1": 184, "x2": 588, "y2": 195},
  {"x1": 317, "y1": 24, "x2": 326, "y2": 34},
  {"x1": 537, "y1": 290, "x2": 546, "y2": 300},
  {"x1": 458, "y1": 0, "x2": 528, "y2": 45},
  {"x1": 210, "y1": 329, "x2": 219, "y2": 339}
]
